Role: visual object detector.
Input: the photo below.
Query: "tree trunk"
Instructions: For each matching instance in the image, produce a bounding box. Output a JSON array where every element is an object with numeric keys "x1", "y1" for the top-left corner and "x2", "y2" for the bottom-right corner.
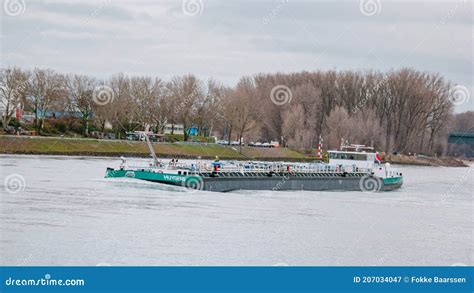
[
  {"x1": 227, "y1": 126, "x2": 233, "y2": 145},
  {"x1": 39, "y1": 119, "x2": 44, "y2": 135},
  {"x1": 84, "y1": 118, "x2": 89, "y2": 136},
  {"x1": 419, "y1": 130, "x2": 425, "y2": 153},
  {"x1": 385, "y1": 121, "x2": 392, "y2": 153},
  {"x1": 2, "y1": 108, "x2": 10, "y2": 129},
  {"x1": 183, "y1": 122, "x2": 188, "y2": 141},
  {"x1": 34, "y1": 105, "x2": 41, "y2": 135}
]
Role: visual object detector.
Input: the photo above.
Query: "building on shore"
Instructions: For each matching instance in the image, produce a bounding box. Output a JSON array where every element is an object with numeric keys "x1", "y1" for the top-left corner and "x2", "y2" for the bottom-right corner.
[{"x1": 163, "y1": 123, "x2": 184, "y2": 135}]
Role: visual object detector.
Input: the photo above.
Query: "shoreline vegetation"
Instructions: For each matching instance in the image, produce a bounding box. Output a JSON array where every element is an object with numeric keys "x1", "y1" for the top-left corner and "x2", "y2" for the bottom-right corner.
[
  {"x1": 0, "y1": 136, "x2": 467, "y2": 167},
  {"x1": 1, "y1": 67, "x2": 472, "y2": 161}
]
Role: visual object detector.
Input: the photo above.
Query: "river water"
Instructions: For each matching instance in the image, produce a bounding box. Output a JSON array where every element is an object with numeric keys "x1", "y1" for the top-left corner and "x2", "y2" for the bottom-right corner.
[{"x1": 0, "y1": 155, "x2": 472, "y2": 266}]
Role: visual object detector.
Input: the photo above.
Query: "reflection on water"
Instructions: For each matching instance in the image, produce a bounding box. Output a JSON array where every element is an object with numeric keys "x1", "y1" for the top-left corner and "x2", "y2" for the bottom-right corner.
[{"x1": 0, "y1": 155, "x2": 472, "y2": 266}]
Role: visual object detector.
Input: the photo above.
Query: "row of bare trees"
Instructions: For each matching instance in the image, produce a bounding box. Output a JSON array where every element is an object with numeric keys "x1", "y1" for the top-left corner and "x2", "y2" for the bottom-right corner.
[{"x1": 1, "y1": 67, "x2": 466, "y2": 155}]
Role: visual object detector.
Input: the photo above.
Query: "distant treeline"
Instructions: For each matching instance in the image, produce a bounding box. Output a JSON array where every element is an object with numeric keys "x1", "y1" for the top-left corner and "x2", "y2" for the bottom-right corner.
[{"x1": 1, "y1": 67, "x2": 472, "y2": 156}]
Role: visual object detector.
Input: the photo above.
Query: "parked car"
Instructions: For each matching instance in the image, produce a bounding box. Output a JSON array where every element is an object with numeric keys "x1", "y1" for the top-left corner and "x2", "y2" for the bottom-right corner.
[{"x1": 4, "y1": 126, "x2": 16, "y2": 135}]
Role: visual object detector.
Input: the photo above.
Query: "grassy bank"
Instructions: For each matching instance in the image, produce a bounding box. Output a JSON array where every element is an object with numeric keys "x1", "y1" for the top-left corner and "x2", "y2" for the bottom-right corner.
[
  {"x1": 0, "y1": 136, "x2": 310, "y2": 161},
  {"x1": 0, "y1": 136, "x2": 467, "y2": 166}
]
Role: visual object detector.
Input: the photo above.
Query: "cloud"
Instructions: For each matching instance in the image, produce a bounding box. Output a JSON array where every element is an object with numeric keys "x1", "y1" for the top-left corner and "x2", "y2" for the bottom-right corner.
[{"x1": 1, "y1": 0, "x2": 472, "y2": 112}]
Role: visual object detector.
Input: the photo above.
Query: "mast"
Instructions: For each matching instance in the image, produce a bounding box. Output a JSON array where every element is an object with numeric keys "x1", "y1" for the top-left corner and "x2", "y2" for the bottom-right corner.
[
  {"x1": 144, "y1": 133, "x2": 159, "y2": 166},
  {"x1": 317, "y1": 134, "x2": 323, "y2": 159}
]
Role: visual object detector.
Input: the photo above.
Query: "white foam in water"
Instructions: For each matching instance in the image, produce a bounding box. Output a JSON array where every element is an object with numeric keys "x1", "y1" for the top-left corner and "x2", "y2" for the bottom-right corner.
[{"x1": 0, "y1": 155, "x2": 472, "y2": 266}]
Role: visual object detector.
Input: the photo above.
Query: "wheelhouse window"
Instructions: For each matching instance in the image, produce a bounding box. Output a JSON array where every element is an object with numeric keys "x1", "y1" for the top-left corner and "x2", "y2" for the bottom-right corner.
[{"x1": 329, "y1": 153, "x2": 367, "y2": 160}]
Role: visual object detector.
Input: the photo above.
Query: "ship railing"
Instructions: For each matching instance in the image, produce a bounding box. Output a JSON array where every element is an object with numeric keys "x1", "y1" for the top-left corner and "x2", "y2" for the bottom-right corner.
[
  {"x1": 127, "y1": 164, "x2": 167, "y2": 170},
  {"x1": 127, "y1": 162, "x2": 373, "y2": 175},
  {"x1": 195, "y1": 164, "x2": 372, "y2": 175}
]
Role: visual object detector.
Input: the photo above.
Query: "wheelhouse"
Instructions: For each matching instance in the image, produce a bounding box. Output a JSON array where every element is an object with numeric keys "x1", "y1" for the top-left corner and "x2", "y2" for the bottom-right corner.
[{"x1": 328, "y1": 148, "x2": 377, "y2": 169}]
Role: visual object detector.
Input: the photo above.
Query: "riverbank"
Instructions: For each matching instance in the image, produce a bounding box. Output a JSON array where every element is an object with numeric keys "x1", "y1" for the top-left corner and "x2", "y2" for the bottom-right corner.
[
  {"x1": 0, "y1": 136, "x2": 310, "y2": 161},
  {"x1": 0, "y1": 136, "x2": 468, "y2": 166},
  {"x1": 384, "y1": 153, "x2": 468, "y2": 167}
]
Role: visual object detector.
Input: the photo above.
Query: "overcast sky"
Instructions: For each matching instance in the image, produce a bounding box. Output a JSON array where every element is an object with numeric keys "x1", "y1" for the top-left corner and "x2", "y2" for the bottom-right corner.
[{"x1": 1, "y1": 0, "x2": 473, "y2": 112}]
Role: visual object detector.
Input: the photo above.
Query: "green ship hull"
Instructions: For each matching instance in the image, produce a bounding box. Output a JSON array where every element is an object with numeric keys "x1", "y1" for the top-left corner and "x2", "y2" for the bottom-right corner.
[{"x1": 105, "y1": 168, "x2": 402, "y2": 192}]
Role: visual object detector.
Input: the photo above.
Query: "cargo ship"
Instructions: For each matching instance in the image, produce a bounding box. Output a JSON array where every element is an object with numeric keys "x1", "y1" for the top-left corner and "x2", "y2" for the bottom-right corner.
[{"x1": 104, "y1": 136, "x2": 403, "y2": 192}]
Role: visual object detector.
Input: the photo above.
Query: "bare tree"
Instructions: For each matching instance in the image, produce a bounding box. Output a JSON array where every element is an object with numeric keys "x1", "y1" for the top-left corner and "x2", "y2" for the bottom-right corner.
[
  {"x1": 1, "y1": 66, "x2": 457, "y2": 156},
  {"x1": 64, "y1": 74, "x2": 96, "y2": 136},
  {"x1": 194, "y1": 79, "x2": 226, "y2": 138},
  {"x1": 110, "y1": 73, "x2": 134, "y2": 133},
  {"x1": 233, "y1": 77, "x2": 255, "y2": 145},
  {"x1": 0, "y1": 67, "x2": 29, "y2": 129},
  {"x1": 27, "y1": 68, "x2": 63, "y2": 134},
  {"x1": 130, "y1": 76, "x2": 164, "y2": 131},
  {"x1": 166, "y1": 75, "x2": 204, "y2": 141},
  {"x1": 221, "y1": 87, "x2": 238, "y2": 143}
]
